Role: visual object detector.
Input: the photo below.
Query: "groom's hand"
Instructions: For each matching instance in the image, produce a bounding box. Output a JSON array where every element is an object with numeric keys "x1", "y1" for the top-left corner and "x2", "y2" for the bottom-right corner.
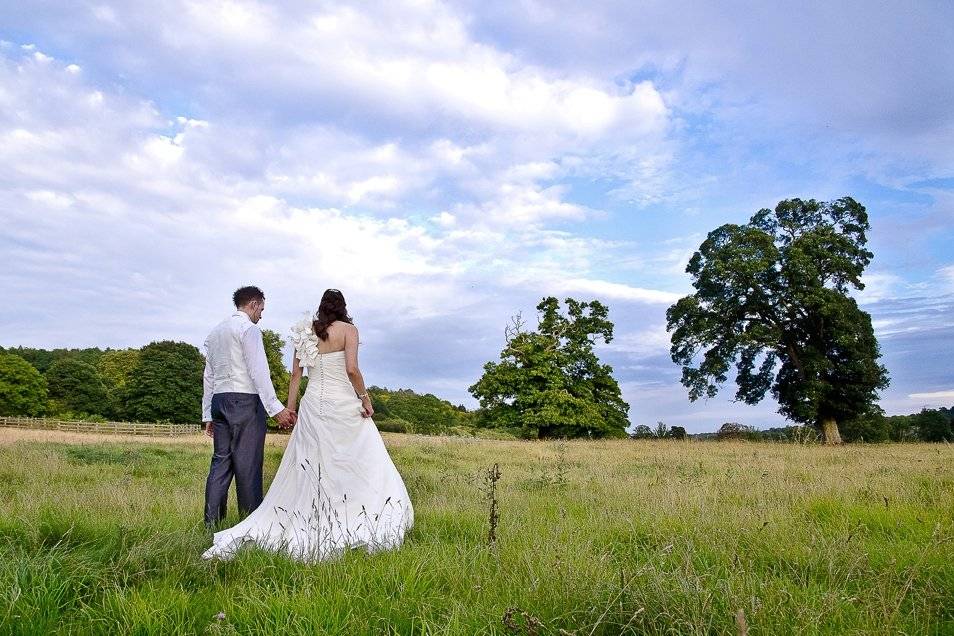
[{"x1": 204, "y1": 422, "x2": 213, "y2": 438}]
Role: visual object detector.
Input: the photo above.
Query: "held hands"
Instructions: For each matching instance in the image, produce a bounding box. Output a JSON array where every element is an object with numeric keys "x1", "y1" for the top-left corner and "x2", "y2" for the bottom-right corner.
[{"x1": 275, "y1": 408, "x2": 297, "y2": 429}]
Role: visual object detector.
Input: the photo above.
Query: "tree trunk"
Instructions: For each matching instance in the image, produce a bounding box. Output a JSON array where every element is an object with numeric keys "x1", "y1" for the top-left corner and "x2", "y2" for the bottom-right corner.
[{"x1": 820, "y1": 417, "x2": 842, "y2": 445}]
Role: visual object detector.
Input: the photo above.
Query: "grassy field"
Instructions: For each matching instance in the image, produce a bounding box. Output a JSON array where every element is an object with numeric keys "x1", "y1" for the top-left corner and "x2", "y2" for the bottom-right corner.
[{"x1": 0, "y1": 428, "x2": 951, "y2": 635}]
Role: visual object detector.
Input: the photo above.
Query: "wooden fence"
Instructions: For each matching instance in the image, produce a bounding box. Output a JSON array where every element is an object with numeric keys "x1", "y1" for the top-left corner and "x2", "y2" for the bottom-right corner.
[{"x1": 0, "y1": 416, "x2": 201, "y2": 437}]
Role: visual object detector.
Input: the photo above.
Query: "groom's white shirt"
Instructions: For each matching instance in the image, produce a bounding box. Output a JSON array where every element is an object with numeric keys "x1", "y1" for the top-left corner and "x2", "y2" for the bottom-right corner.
[{"x1": 201, "y1": 311, "x2": 285, "y2": 422}]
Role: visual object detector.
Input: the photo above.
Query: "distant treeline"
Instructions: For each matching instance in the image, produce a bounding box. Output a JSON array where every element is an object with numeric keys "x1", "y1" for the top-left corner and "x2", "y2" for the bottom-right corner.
[
  {"x1": 0, "y1": 340, "x2": 483, "y2": 437},
  {"x1": 368, "y1": 387, "x2": 475, "y2": 435},
  {"x1": 0, "y1": 342, "x2": 205, "y2": 423},
  {"x1": 3, "y1": 342, "x2": 951, "y2": 442},
  {"x1": 631, "y1": 413, "x2": 953, "y2": 443}
]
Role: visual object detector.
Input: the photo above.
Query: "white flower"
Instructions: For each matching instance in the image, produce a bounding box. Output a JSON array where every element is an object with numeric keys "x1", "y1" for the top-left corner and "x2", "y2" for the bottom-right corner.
[{"x1": 290, "y1": 317, "x2": 320, "y2": 366}]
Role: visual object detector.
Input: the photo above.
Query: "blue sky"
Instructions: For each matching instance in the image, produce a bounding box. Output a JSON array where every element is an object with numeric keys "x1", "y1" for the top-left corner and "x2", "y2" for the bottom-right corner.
[{"x1": 1, "y1": 1, "x2": 952, "y2": 432}]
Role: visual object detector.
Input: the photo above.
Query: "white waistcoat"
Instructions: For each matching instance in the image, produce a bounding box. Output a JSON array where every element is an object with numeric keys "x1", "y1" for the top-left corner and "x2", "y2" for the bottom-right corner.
[{"x1": 204, "y1": 313, "x2": 257, "y2": 395}]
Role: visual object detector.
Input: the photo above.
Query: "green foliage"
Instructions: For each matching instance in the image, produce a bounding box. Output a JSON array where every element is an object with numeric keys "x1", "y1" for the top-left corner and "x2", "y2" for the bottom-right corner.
[
  {"x1": 630, "y1": 422, "x2": 688, "y2": 440},
  {"x1": 261, "y1": 329, "x2": 290, "y2": 404},
  {"x1": 839, "y1": 408, "x2": 891, "y2": 443},
  {"x1": 8, "y1": 346, "x2": 105, "y2": 374},
  {"x1": 470, "y1": 297, "x2": 629, "y2": 439},
  {"x1": 98, "y1": 349, "x2": 140, "y2": 390},
  {"x1": 261, "y1": 329, "x2": 297, "y2": 428},
  {"x1": 123, "y1": 341, "x2": 204, "y2": 423},
  {"x1": 369, "y1": 387, "x2": 472, "y2": 435},
  {"x1": 756, "y1": 425, "x2": 819, "y2": 442},
  {"x1": 913, "y1": 408, "x2": 953, "y2": 442},
  {"x1": 374, "y1": 418, "x2": 411, "y2": 434},
  {"x1": 669, "y1": 425, "x2": 688, "y2": 440},
  {"x1": 883, "y1": 414, "x2": 917, "y2": 442},
  {"x1": 0, "y1": 352, "x2": 48, "y2": 416},
  {"x1": 716, "y1": 422, "x2": 759, "y2": 440},
  {"x1": 45, "y1": 357, "x2": 111, "y2": 417},
  {"x1": 98, "y1": 349, "x2": 140, "y2": 418},
  {"x1": 667, "y1": 197, "x2": 889, "y2": 442},
  {"x1": 629, "y1": 424, "x2": 654, "y2": 439}
]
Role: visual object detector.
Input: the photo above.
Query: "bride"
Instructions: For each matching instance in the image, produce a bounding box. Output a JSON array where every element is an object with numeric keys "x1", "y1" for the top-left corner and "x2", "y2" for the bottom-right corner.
[{"x1": 202, "y1": 289, "x2": 414, "y2": 561}]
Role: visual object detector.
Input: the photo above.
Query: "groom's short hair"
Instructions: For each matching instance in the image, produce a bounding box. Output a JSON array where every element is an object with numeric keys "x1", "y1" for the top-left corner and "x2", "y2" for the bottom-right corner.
[{"x1": 233, "y1": 286, "x2": 265, "y2": 308}]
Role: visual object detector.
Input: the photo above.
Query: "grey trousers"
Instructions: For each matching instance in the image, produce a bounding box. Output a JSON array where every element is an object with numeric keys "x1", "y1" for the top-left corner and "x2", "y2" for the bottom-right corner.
[{"x1": 204, "y1": 392, "x2": 267, "y2": 527}]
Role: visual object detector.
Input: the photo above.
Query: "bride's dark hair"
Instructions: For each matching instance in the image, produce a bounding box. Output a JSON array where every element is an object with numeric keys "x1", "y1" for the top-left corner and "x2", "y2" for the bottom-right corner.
[{"x1": 312, "y1": 289, "x2": 353, "y2": 341}]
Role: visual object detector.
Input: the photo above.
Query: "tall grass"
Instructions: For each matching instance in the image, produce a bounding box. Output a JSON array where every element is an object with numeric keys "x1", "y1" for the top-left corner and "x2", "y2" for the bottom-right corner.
[{"x1": 0, "y1": 431, "x2": 951, "y2": 634}]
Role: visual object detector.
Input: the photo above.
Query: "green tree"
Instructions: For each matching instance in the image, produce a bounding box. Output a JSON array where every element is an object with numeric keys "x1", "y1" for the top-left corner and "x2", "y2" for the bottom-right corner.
[
  {"x1": 913, "y1": 408, "x2": 953, "y2": 442},
  {"x1": 883, "y1": 414, "x2": 915, "y2": 441},
  {"x1": 9, "y1": 346, "x2": 104, "y2": 374},
  {"x1": 368, "y1": 386, "x2": 471, "y2": 435},
  {"x1": 470, "y1": 297, "x2": 629, "y2": 439},
  {"x1": 716, "y1": 422, "x2": 758, "y2": 440},
  {"x1": 629, "y1": 424, "x2": 654, "y2": 439},
  {"x1": 667, "y1": 197, "x2": 889, "y2": 444},
  {"x1": 98, "y1": 349, "x2": 140, "y2": 390},
  {"x1": 262, "y1": 329, "x2": 291, "y2": 405},
  {"x1": 669, "y1": 425, "x2": 688, "y2": 440},
  {"x1": 45, "y1": 357, "x2": 110, "y2": 417},
  {"x1": 98, "y1": 349, "x2": 140, "y2": 418},
  {"x1": 839, "y1": 407, "x2": 890, "y2": 443},
  {"x1": 0, "y1": 352, "x2": 48, "y2": 416},
  {"x1": 124, "y1": 341, "x2": 204, "y2": 423}
]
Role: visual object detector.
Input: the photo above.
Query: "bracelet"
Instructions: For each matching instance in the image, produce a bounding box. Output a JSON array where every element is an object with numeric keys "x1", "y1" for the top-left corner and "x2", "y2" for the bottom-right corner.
[{"x1": 357, "y1": 392, "x2": 369, "y2": 399}]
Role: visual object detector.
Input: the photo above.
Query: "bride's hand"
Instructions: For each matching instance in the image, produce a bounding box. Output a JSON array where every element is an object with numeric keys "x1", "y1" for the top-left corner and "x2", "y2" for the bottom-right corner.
[{"x1": 360, "y1": 396, "x2": 374, "y2": 418}]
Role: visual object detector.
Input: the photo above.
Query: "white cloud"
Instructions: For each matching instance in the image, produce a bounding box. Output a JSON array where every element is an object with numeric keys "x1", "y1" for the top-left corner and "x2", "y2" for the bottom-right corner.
[
  {"x1": 0, "y1": 45, "x2": 672, "y2": 365},
  {"x1": 938, "y1": 265, "x2": 954, "y2": 288},
  {"x1": 603, "y1": 324, "x2": 671, "y2": 359},
  {"x1": 908, "y1": 390, "x2": 954, "y2": 401},
  {"x1": 856, "y1": 271, "x2": 903, "y2": 305},
  {"x1": 0, "y1": 2, "x2": 674, "y2": 224},
  {"x1": 557, "y1": 278, "x2": 680, "y2": 304},
  {"x1": 431, "y1": 211, "x2": 456, "y2": 227},
  {"x1": 24, "y1": 189, "x2": 72, "y2": 208}
]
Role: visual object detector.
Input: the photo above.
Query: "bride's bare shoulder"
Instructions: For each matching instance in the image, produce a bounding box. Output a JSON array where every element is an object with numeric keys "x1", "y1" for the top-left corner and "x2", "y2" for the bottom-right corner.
[{"x1": 329, "y1": 320, "x2": 358, "y2": 333}]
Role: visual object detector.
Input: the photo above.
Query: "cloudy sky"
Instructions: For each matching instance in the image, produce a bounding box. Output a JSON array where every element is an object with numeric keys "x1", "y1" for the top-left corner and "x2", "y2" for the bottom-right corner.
[{"x1": 2, "y1": 1, "x2": 953, "y2": 431}]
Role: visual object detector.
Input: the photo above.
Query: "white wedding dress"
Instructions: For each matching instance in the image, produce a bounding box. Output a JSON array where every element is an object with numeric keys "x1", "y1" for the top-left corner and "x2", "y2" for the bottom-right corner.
[{"x1": 202, "y1": 320, "x2": 414, "y2": 562}]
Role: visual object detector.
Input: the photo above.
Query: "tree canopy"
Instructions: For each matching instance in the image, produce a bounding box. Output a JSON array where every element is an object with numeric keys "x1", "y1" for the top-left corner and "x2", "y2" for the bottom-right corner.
[
  {"x1": 0, "y1": 352, "x2": 48, "y2": 417},
  {"x1": 469, "y1": 297, "x2": 629, "y2": 438},
  {"x1": 667, "y1": 197, "x2": 889, "y2": 443},
  {"x1": 7, "y1": 346, "x2": 104, "y2": 374},
  {"x1": 262, "y1": 329, "x2": 292, "y2": 410},
  {"x1": 123, "y1": 341, "x2": 205, "y2": 423},
  {"x1": 98, "y1": 349, "x2": 140, "y2": 391},
  {"x1": 370, "y1": 386, "x2": 472, "y2": 435},
  {"x1": 915, "y1": 408, "x2": 953, "y2": 442},
  {"x1": 45, "y1": 357, "x2": 110, "y2": 417},
  {"x1": 98, "y1": 349, "x2": 141, "y2": 418}
]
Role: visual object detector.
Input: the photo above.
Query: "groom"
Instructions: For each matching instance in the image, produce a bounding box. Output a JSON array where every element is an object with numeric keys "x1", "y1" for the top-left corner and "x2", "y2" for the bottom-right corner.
[{"x1": 201, "y1": 285, "x2": 296, "y2": 527}]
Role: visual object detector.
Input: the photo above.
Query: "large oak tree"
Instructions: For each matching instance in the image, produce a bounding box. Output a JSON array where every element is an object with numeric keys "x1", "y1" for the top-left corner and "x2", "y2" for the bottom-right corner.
[{"x1": 666, "y1": 197, "x2": 889, "y2": 443}]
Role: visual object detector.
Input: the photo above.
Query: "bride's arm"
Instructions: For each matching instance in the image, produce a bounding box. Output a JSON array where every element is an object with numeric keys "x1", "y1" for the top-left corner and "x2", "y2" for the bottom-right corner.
[
  {"x1": 345, "y1": 325, "x2": 374, "y2": 418},
  {"x1": 287, "y1": 353, "x2": 303, "y2": 413}
]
